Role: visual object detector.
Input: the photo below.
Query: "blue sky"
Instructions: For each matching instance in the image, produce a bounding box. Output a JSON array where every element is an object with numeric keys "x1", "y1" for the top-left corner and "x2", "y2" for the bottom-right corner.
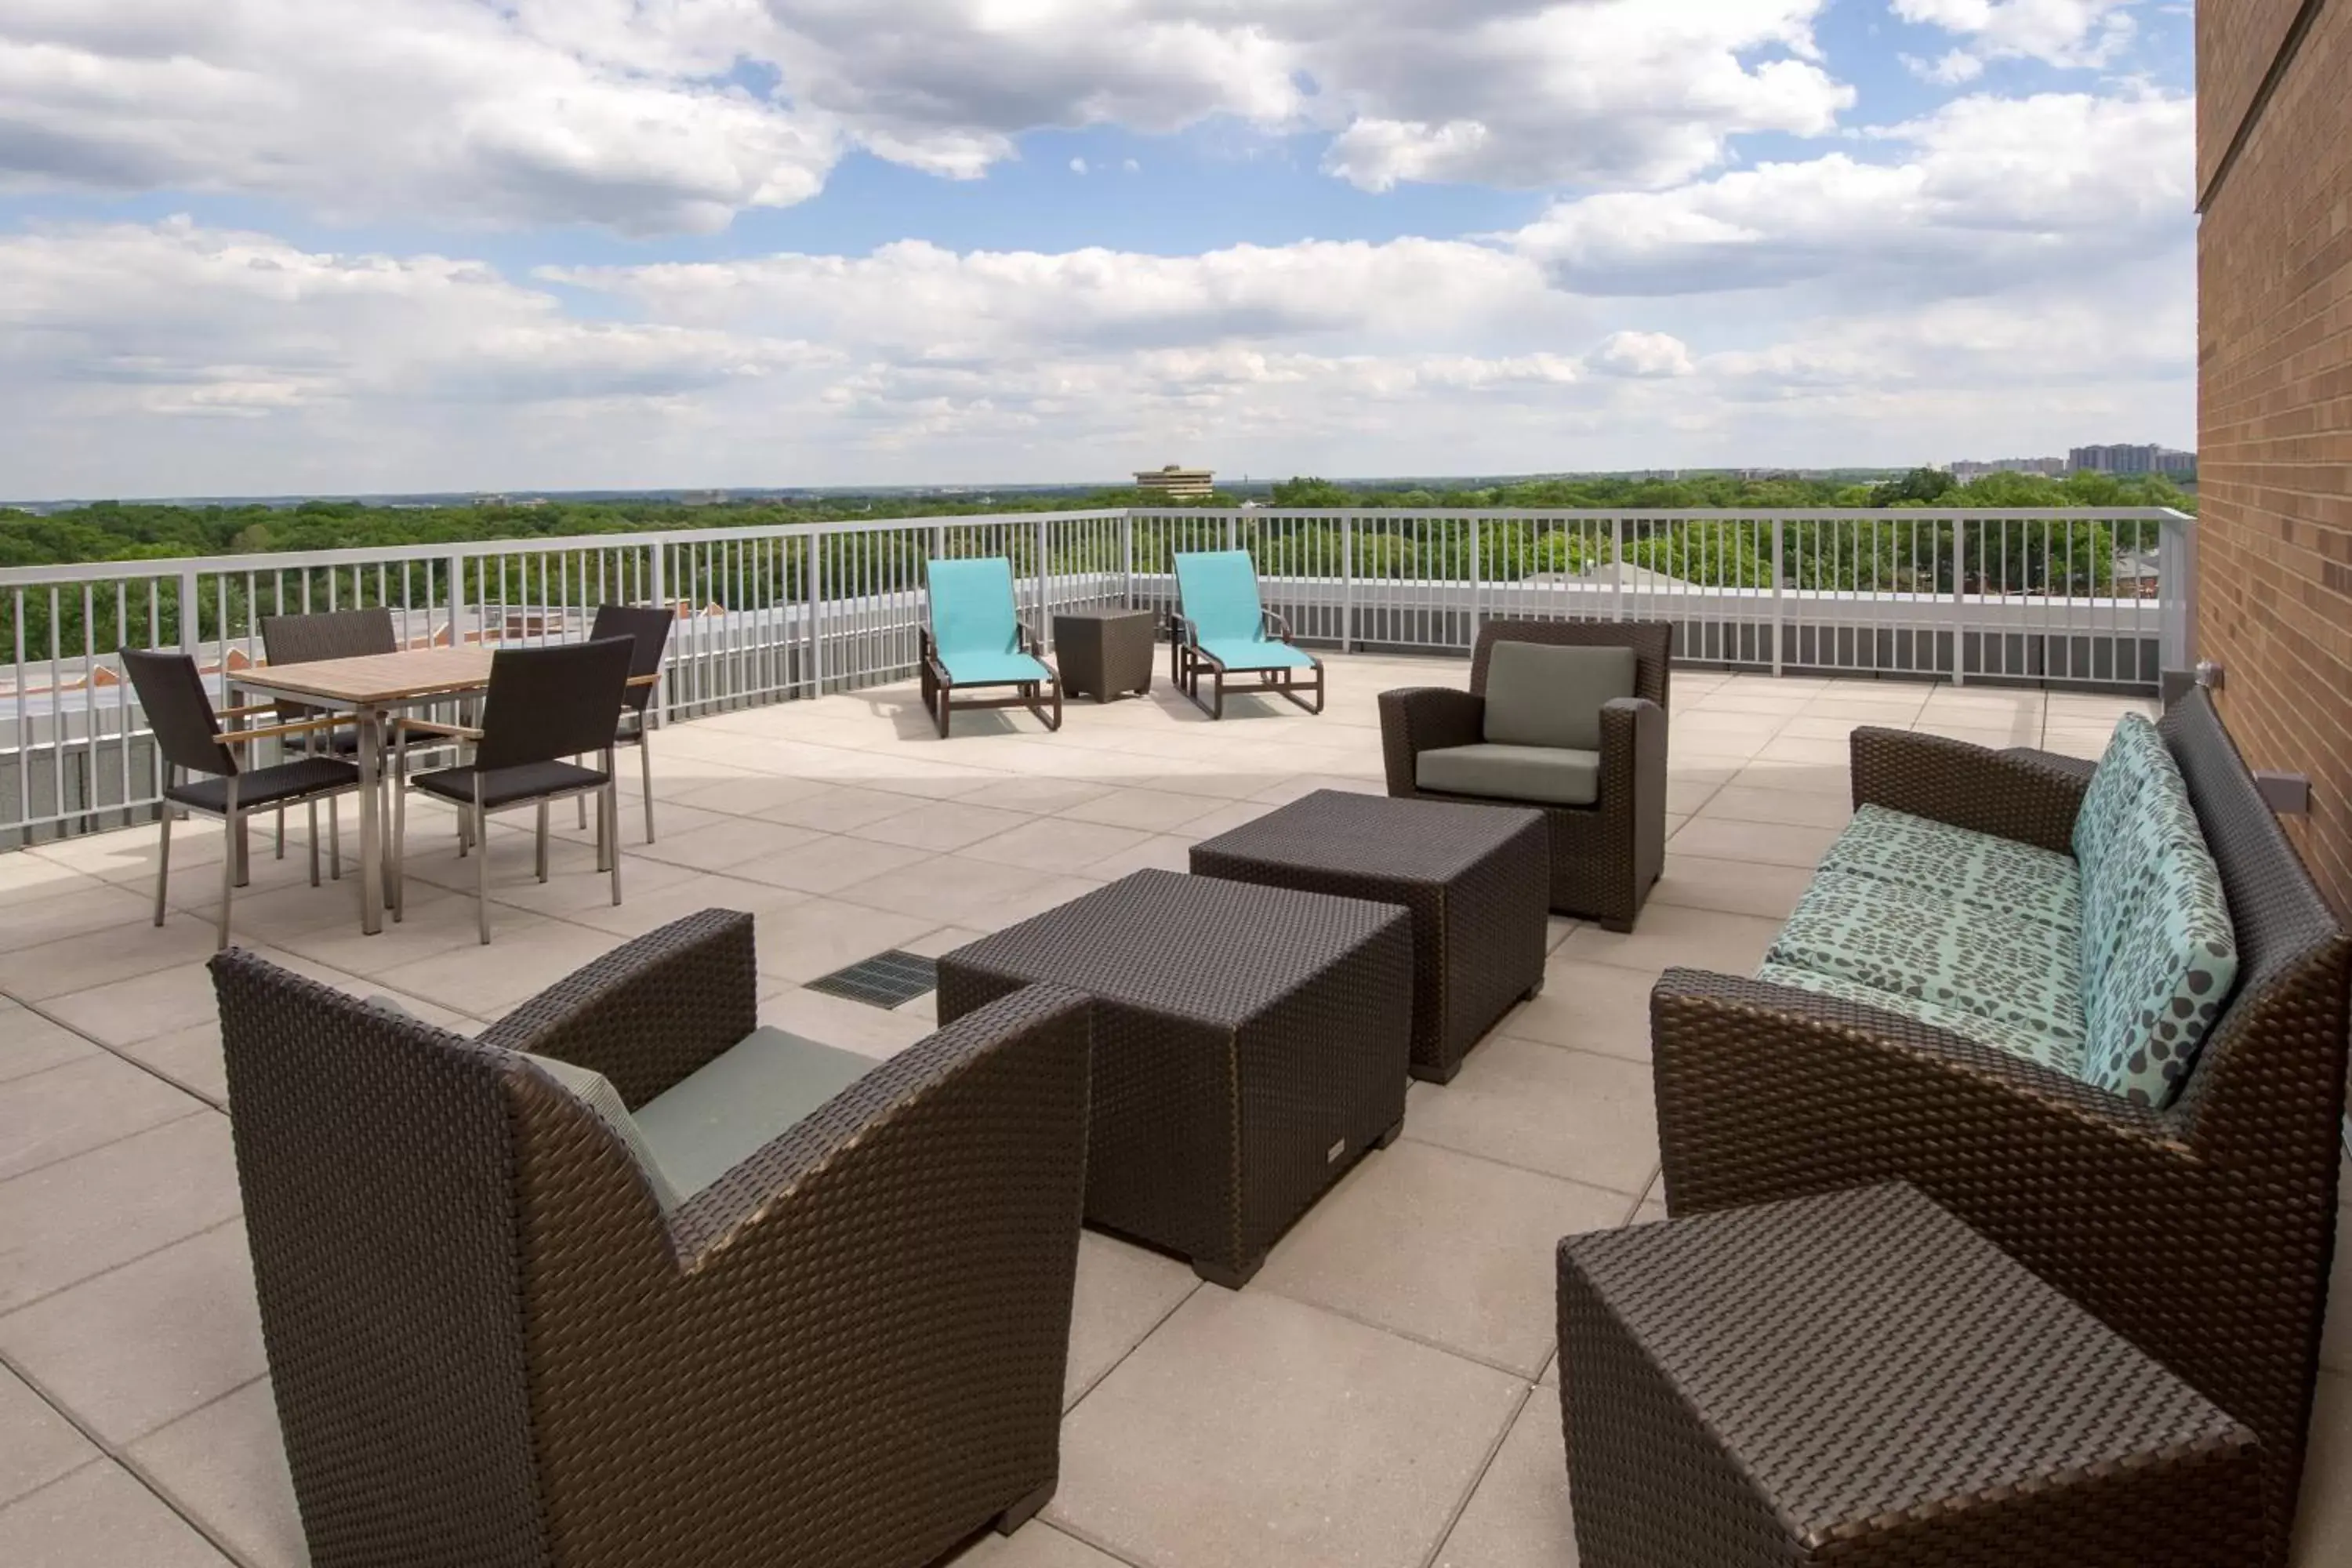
[{"x1": 0, "y1": 2, "x2": 2198, "y2": 497}]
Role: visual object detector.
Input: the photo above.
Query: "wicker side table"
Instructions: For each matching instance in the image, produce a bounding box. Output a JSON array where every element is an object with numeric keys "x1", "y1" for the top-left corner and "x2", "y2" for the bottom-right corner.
[
  {"x1": 938, "y1": 869, "x2": 1413, "y2": 1287},
  {"x1": 1556, "y1": 1183, "x2": 2260, "y2": 1567},
  {"x1": 1052, "y1": 608, "x2": 1156, "y2": 702},
  {"x1": 1189, "y1": 789, "x2": 1547, "y2": 1082}
]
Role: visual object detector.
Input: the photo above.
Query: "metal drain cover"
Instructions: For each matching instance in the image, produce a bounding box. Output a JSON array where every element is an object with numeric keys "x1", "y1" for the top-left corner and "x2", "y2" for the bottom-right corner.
[{"x1": 805, "y1": 949, "x2": 938, "y2": 1009}]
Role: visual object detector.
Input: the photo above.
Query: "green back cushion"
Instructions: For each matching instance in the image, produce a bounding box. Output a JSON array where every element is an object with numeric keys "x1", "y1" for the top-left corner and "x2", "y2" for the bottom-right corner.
[
  {"x1": 2072, "y1": 715, "x2": 2239, "y2": 1107},
  {"x1": 522, "y1": 1052, "x2": 684, "y2": 1213},
  {"x1": 1483, "y1": 641, "x2": 1636, "y2": 751},
  {"x1": 632, "y1": 1025, "x2": 877, "y2": 1201},
  {"x1": 1174, "y1": 551, "x2": 1265, "y2": 644},
  {"x1": 928, "y1": 557, "x2": 1021, "y2": 657}
]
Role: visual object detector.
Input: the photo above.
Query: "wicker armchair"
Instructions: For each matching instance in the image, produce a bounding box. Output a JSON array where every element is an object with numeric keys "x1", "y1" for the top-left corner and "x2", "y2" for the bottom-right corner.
[
  {"x1": 1379, "y1": 619, "x2": 1671, "y2": 929},
  {"x1": 1650, "y1": 688, "x2": 2350, "y2": 1568},
  {"x1": 212, "y1": 910, "x2": 1093, "y2": 1568}
]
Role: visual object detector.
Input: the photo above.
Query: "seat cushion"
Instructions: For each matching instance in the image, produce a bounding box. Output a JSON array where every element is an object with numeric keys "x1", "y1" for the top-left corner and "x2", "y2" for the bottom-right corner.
[
  {"x1": 1755, "y1": 960, "x2": 2085, "y2": 1077},
  {"x1": 1766, "y1": 868, "x2": 2085, "y2": 1065},
  {"x1": 412, "y1": 759, "x2": 610, "y2": 811},
  {"x1": 1199, "y1": 637, "x2": 1316, "y2": 673},
  {"x1": 1417, "y1": 742, "x2": 1600, "y2": 807},
  {"x1": 632, "y1": 1025, "x2": 878, "y2": 1200},
  {"x1": 168, "y1": 756, "x2": 360, "y2": 814},
  {"x1": 1483, "y1": 641, "x2": 1637, "y2": 752},
  {"x1": 1822, "y1": 805, "x2": 2082, "y2": 934},
  {"x1": 522, "y1": 1052, "x2": 684, "y2": 1213},
  {"x1": 938, "y1": 648, "x2": 1053, "y2": 687}
]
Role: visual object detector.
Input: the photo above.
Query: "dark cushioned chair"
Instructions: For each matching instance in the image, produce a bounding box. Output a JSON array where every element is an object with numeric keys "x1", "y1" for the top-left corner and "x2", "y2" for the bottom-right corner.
[
  {"x1": 1650, "y1": 688, "x2": 2351, "y2": 1568},
  {"x1": 212, "y1": 909, "x2": 1093, "y2": 1568},
  {"x1": 1378, "y1": 619, "x2": 1671, "y2": 930}
]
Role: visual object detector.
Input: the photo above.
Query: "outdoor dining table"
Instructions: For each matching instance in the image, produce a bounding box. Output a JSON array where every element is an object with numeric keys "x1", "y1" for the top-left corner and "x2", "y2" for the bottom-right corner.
[{"x1": 230, "y1": 645, "x2": 495, "y2": 935}]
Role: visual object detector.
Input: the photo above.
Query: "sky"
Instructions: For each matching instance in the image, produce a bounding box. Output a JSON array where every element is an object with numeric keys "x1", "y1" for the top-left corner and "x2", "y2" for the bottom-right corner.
[{"x1": 0, "y1": 1, "x2": 2197, "y2": 499}]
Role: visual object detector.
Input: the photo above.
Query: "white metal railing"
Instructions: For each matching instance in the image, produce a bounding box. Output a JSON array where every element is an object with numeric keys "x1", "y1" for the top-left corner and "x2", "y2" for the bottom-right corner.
[{"x1": 0, "y1": 505, "x2": 2191, "y2": 844}]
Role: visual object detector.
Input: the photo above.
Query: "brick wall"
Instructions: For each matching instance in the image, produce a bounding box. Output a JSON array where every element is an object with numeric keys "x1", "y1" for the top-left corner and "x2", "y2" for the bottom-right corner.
[{"x1": 2198, "y1": 0, "x2": 2352, "y2": 919}]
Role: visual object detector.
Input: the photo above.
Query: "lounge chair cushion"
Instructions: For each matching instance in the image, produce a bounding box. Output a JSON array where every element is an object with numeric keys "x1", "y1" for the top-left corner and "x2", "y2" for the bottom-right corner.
[
  {"x1": 633, "y1": 1025, "x2": 878, "y2": 1200},
  {"x1": 1755, "y1": 960, "x2": 2085, "y2": 1077},
  {"x1": 1174, "y1": 550, "x2": 1269, "y2": 644},
  {"x1": 1821, "y1": 804, "x2": 2082, "y2": 934},
  {"x1": 1766, "y1": 868, "x2": 2087, "y2": 1067},
  {"x1": 937, "y1": 648, "x2": 1053, "y2": 688},
  {"x1": 1199, "y1": 637, "x2": 1316, "y2": 673},
  {"x1": 523, "y1": 1051, "x2": 685, "y2": 1213},
  {"x1": 1482, "y1": 641, "x2": 1636, "y2": 753},
  {"x1": 2072, "y1": 717, "x2": 2238, "y2": 1108},
  {"x1": 1417, "y1": 742, "x2": 1601, "y2": 807}
]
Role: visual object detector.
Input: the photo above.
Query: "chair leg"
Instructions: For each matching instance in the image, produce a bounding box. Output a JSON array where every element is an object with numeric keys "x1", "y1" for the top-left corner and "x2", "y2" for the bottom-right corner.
[
  {"x1": 327, "y1": 795, "x2": 340, "y2": 882},
  {"x1": 639, "y1": 735, "x2": 655, "y2": 844},
  {"x1": 216, "y1": 811, "x2": 238, "y2": 952},
  {"x1": 575, "y1": 754, "x2": 588, "y2": 832},
  {"x1": 474, "y1": 800, "x2": 492, "y2": 946},
  {"x1": 535, "y1": 804, "x2": 550, "y2": 883},
  {"x1": 307, "y1": 800, "x2": 321, "y2": 888},
  {"x1": 605, "y1": 783, "x2": 622, "y2": 908},
  {"x1": 274, "y1": 807, "x2": 285, "y2": 861},
  {"x1": 391, "y1": 774, "x2": 408, "y2": 925},
  {"x1": 152, "y1": 808, "x2": 172, "y2": 927}
]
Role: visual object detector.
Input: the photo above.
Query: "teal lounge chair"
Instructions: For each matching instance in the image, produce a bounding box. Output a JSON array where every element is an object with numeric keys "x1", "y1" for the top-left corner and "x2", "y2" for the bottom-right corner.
[
  {"x1": 920, "y1": 557, "x2": 1063, "y2": 738},
  {"x1": 1171, "y1": 550, "x2": 1324, "y2": 720}
]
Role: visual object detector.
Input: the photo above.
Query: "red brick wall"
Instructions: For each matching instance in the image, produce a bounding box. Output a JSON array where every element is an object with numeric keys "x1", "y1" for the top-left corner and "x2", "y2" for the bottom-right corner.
[{"x1": 2198, "y1": 0, "x2": 2352, "y2": 918}]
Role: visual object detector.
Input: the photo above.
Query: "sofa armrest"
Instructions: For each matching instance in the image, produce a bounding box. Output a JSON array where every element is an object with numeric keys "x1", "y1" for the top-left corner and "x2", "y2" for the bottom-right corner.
[
  {"x1": 477, "y1": 909, "x2": 759, "y2": 1109},
  {"x1": 1849, "y1": 727, "x2": 2089, "y2": 855},
  {"x1": 1378, "y1": 687, "x2": 1484, "y2": 796},
  {"x1": 1597, "y1": 696, "x2": 1665, "y2": 813}
]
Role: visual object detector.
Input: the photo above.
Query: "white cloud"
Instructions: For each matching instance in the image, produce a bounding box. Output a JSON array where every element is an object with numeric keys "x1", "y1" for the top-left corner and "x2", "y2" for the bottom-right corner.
[
  {"x1": 0, "y1": 1, "x2": 1854, "y2": 232},
  {"x1": 1589, "y1": 332, "x2": 1696, "y2": 377},
  {"x1": 1069, "y1": 158, "x2": 1090, "y2": 175},
  {"x1": 1901, "y1": 49, "x2": 1987, "y2": 84},
  {"x1": 1892, "y1": 0, "x2": 2138, "y2": 70}
]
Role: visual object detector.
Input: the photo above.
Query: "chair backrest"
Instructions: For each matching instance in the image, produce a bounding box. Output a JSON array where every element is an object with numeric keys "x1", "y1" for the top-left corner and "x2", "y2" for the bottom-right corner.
[
  {"x1": 1470, "y1": 619, "x2": 1673, "y2": 711},
  {"x1": 1174, "y1": 551, "x2": 1265, "y2": 643},
  {"x1": 588, "y1": 604, "x2": 674, "y2": 717},
  {"x1": 927, "y1": 557, "x2": 1022, "y2": 657},
  {"x1": 122, "y1": 648, "x2": 237, "y2": 779},
  {"x1": 472, "y1": 637, "x2": 635, "y2": 771},
  {"x1": 260, "y1": 608, "x2": 398, "y2": 721}
]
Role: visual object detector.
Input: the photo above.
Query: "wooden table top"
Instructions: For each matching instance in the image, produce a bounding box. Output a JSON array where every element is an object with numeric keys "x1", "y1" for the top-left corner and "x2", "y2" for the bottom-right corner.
[{"x1": 235, "y1": 646, "x2": 495, "y2": 706}]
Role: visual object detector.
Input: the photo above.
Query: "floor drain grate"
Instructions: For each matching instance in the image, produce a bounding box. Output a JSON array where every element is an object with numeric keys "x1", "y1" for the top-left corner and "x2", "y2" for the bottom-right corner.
[{"x1": 806, "y1": 949, "x2": 938, "y2": 1010}]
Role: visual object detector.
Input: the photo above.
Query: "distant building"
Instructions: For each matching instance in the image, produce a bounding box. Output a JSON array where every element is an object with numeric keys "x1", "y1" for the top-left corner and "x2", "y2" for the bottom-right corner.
[
  {"x1": 2067, "y1": 444, "x2": 2196, "y2": 476},
  {"x1": 1134, "y1": 463, "x2": 1215, "y2": 501},
  {"x1": 1948, "y1": 456, "x2": 2070, "y2": 480}
]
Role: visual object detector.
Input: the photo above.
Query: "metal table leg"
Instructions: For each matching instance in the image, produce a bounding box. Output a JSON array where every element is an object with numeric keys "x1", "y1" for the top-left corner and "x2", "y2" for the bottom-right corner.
[{"x1": 357, "y1": 706, "x2": 384, "y2": 935}]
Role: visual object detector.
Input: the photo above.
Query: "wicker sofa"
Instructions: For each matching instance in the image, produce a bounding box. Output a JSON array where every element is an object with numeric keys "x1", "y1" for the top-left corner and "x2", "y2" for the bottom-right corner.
[
  {"x1": 1378, "y1": 620, "x2": 1671, "y2": 930},
  {"x1": 1651, "y1": 687, "x2": 2350, "y2": 1567},
  {"x1": 212, "y1": 910, "x2": 1093, "y2": 1568}
]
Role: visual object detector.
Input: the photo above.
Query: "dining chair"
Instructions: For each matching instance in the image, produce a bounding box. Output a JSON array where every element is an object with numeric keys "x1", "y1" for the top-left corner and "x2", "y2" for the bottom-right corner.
[
  {"x1": 392, "y1": 637, "x2": 635, "y2": 944},
  {"x1": 256, "y1": 608, "x2": 396, "y2": 870},
  {"x1": 122, "y1": 649, "x2": 367, "y2": 949},
  {"x1": 571, "y1": 604, "x2": 674, "y2": 843}
]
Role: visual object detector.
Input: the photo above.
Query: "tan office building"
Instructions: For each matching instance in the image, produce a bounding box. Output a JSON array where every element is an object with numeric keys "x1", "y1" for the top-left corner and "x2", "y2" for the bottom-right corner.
[{"x1": 1134, "y1": 464, "x2": 1216, "y2": 501}]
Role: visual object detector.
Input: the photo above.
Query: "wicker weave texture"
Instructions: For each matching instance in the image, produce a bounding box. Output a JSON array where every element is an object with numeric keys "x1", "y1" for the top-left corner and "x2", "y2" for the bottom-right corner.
[
  {"x1": 1053, "y1": 609, "x2": 1156, "y2": 701},
  {"x1": 937, "y1": 869, "x2": 1413, "y2": 1284},
  {"x1": 1651, "y1": 689, "x2": 2350, "y2": 1568},
  {"x1": 1559, "y1": 1184, "x2": 2260, "y2": 1566},
  {"x1": 1379, "y1": 619, "x2": 1671, "y2": 930},
  {"x1": 1188, "y1": 789, "x2": 1547, "y2": 1081},
  {"x1": 217, "y1": 910, "x2": 1094, "y2": 1568}
]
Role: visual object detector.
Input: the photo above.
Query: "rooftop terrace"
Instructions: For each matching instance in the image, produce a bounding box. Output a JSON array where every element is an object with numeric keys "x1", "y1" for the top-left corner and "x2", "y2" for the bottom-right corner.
[{"x1": 1, "y1": 653, "x2": 2345, "y2": 1567}]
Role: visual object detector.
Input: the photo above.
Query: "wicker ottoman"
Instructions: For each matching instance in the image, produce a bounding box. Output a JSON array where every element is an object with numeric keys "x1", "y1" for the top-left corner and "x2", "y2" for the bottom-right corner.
[
  {"x1": 938, "y1": 869, "x2": 1413, "y2": 1287},
  {"x1": 1556, "y1": 1183, "x2": 2260, "y2": 1567},
  {"x1": 1052, "y1": 608, "x2": 1156, "y2": 702},
  {"x1": 1189, "y1": 790, "x2": 1548, "y2": 1082}
]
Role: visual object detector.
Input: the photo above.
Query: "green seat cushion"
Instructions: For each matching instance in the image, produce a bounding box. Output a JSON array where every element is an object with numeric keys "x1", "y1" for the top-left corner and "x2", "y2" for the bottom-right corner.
[
  {"x1": 1199, "y1": 637, "x2": 1315, "y2": 672},
  {"x1": 2072, "y1": 717, "x2": 2238, "y2": 1108},
  {"x1": 633, "y1": 1025, "x2": 879, "y2": 1201},
  {"x1": 1417, "y1": 742, "x2": 1600, "y2": 807},
  {"x1": 1756, "y1": 961, "x2": 2085, "y2": 1077},
  {"x1": 1483, "y1": 641, "x2": 1636, "y2": 753},
  {"x1": 1766, "y1": 868, "x2": 2085, "y2": 1065},
  {"x1": 1823, "y1": 805, "x2": 2082, "y2": 934},
  {"x1": 938, "y1": 648, "x2": 1053, "y2": 688},
  {"x1": 521, "y1": 1051, "x2": 685, "y2": 1214}
]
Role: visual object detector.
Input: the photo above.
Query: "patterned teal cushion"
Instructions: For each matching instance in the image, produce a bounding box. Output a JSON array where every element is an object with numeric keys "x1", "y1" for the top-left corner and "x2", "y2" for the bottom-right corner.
[
  {"x1": 2071, "y1": 722, "x2": 2238, "y2": 1107},
  {"x1": 1756, "y1": 961, "x2": 2085, "y2": 1077},
  {"x1": 1767, "y1": 869, "x2": 2085, "y2": 1065},
  {"x1": 1824, "y1": 805, "x2": 2081, "y2": 934}
]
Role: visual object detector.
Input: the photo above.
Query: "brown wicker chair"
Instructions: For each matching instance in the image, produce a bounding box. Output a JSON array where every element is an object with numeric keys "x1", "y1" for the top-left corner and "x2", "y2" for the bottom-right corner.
[
  {"x1": 212, "y1": 910, "x2": 1093, "y2": 1568},
  {"x1": 1378, "y1": 619, "x2": 1671, "y2": 930},
  {"x1": 1650, "y1": 687, "x2": 2350, "y2": 1568}
]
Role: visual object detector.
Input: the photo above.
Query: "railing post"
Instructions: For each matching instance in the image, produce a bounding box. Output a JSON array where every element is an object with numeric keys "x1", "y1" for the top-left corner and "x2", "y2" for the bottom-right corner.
[
  {"x1": 1341, "y1": 515, "x2": 1356, "y2": 653},
  {"x1": 648, "y1": 543, "x2": 670, "y2": 727},
  {"x1": 2160, "y1": 510, "x2": 2197, "y2": 680},
  {"x1": 1036, "y1": 515, "x2": 1052, "y2": 651},
  {"x1": 176, "y1": 567, "x2": 201, "y2": 656},
  {"x1": 1610, "y1": 515, "x2": 1625, "y2": 622},
  {"x1": 445, "y1": 554, "x2": 466, "y2": 648},
  {"x1": 1466, "y1": 515, "x2": 1483, "y2": 652},
  {"x1": 1770, "y1": 518, "x2": 1784, "y2": 677},
  {"x1": 1121, "y1": 511, "x2": 1135, "y2": 608},
  {"x1": 1950, "y1": 517, "x2": 1968, "y2": 686},
  {"x1": 1225, "y1": 511, "x2": 1238, "y2": 552},
  {"x1": 805, "y1": 535, "x2": 825, "y2": 698}
]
